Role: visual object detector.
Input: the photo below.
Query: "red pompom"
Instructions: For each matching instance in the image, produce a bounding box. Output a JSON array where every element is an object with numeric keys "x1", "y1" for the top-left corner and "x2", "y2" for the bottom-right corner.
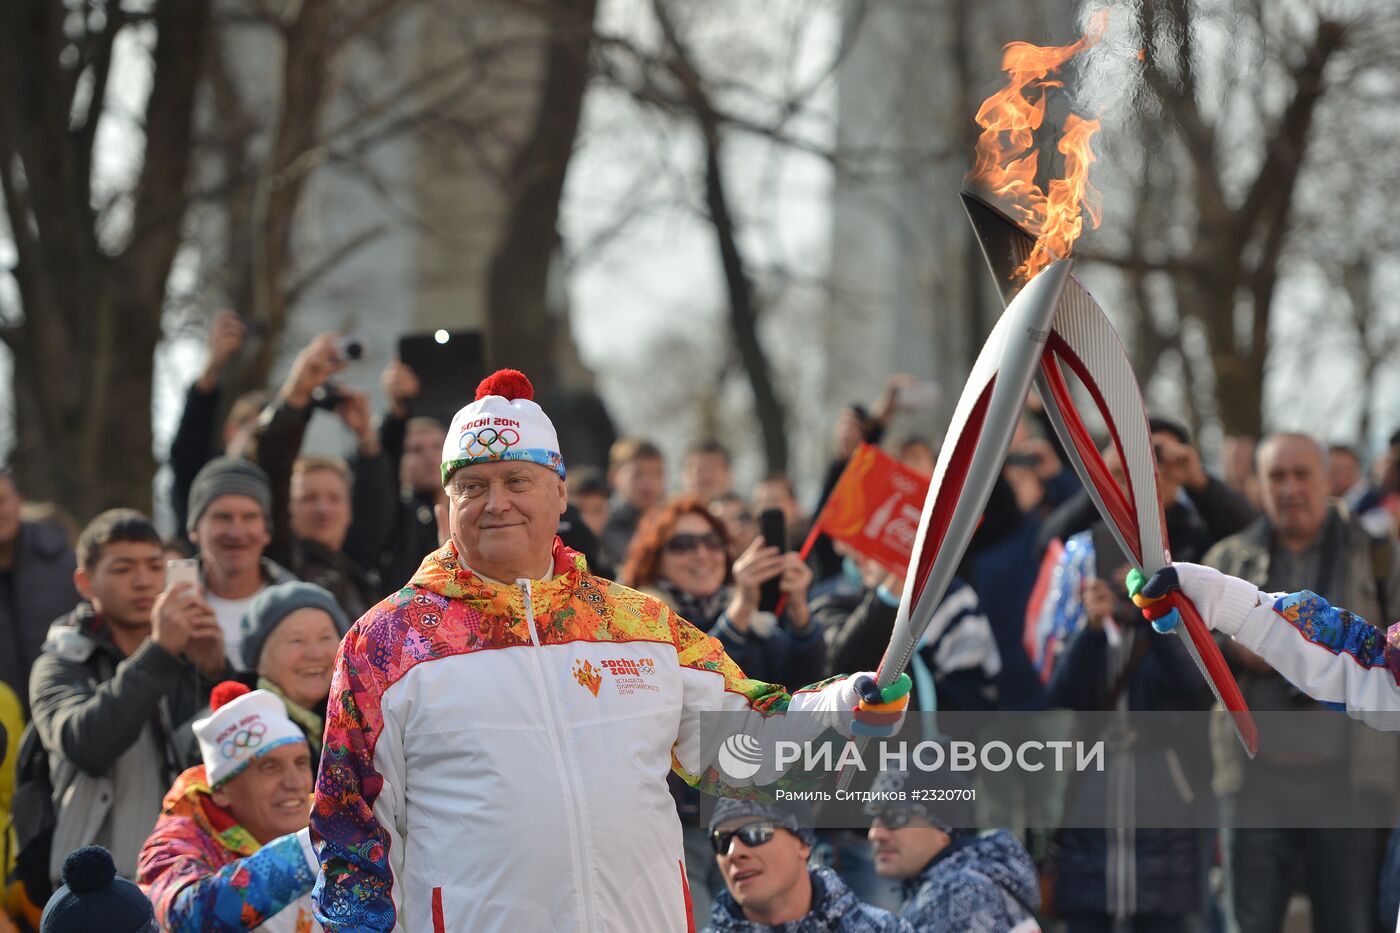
[
  {"x1": 475, "y1": 369, "x2": 534, "y2": 401},
  {"x1": 210, "y1": 681, "x2": 252, "y2": 711}
]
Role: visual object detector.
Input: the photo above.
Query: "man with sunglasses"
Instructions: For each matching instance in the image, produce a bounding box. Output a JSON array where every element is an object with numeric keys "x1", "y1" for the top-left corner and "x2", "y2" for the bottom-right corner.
[
  {"x1": 705, "y1": 798, "x2": 913, "y2": 932},
  {"x1": 311, "y1": 369, "x2": 914, "y2": 933},
  {"x1": 864, "y1": 766, "x2": 1040, "y2": 932}
]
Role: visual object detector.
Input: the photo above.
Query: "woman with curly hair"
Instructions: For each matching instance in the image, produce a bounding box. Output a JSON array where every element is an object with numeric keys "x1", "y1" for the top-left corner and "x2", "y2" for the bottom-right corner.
[{"x1": 621, "y1": 496, "x2": 825, "y2": 690}]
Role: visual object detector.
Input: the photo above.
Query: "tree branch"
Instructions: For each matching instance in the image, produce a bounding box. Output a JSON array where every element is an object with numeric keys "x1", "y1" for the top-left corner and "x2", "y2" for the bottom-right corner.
[
  {"x1": 649, "y1": 0, "x2": 787, "y2": 471},
  {"x1": 74, "y1": 3, "x2": 126, "y2": 189},
  {"x1": 1236, "y1": 19, "x2": 1347, "y2": 240},
  {"x1": 284, "y1": 224, "x2": 387, "y2": 309}
]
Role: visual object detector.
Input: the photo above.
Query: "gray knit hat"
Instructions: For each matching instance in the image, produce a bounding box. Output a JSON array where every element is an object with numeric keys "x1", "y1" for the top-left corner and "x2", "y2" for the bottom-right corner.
[
  {"x1": 186, "y1": 456, "x2": 273, "y2": 533},
  {"x1": 239, "y1": 581, "x2": 350, "y2": 671},
  {"x1": 868, "y1": 752, "x2": 976, "y2": 832},
  {"x1": 709, "y1": 796, "x2": 816, "y2": 847}
]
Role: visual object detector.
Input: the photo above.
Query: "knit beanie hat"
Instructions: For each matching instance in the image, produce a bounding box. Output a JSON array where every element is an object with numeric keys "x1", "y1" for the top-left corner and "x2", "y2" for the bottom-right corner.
[
  {"x1": 186, "y1": 456, "x2": 273, "y2": 533},
  {"x1": 239, "y1": 581, "x2": 350, "y2": 671},
  {"x1": 40, "y1": 846, "x2": 156, "y2": 933},
  {"x1": 867, "y1": 754, "x2": 976, "y2": 832},
  {"x1": 441, "y1": 369, "x2": 565, "y2": 485},
  {"x1": 708, "y1": 796, "x2": 817, "y2": 847},
  {"x1": 193, "y1": 682, "x2": 308, "y2": 788}
]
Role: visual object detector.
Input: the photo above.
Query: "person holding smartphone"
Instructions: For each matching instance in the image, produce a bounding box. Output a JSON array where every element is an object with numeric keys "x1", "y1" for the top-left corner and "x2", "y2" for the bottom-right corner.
[
  {"x1": 27, "y1": 510, "x2": 228, "y2": 887},
  {"x1": 621, "y1": 498, "x2": 824, "y2": 692}
]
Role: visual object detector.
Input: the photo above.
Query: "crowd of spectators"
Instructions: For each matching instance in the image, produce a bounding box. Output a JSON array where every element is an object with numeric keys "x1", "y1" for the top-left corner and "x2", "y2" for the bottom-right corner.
[{"x1": 1, "y1": 313, "x2": 1399, "y2": 932}]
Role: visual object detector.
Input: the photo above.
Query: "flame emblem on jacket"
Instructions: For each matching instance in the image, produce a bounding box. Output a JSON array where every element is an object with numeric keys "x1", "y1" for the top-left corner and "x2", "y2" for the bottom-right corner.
[{"x1": 572, "y1": 659, "x2": 602, "y2": 697}]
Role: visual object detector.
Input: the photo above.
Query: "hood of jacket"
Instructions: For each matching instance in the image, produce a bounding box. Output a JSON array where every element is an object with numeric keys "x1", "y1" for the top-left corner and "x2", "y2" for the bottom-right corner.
[{"x1": 40, "y1": 602, "x2": 126, "y2": 666}]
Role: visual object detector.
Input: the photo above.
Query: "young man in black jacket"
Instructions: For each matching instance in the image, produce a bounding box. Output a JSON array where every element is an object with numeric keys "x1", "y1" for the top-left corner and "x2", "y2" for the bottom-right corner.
[{"x1": 28, "y1": 510, "x2": 229, "y2": 883}]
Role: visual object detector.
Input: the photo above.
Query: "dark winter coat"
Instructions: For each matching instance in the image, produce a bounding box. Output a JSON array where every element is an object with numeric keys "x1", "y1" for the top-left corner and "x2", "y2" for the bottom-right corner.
[
  {"x1": 1037, "y1": 477, "x2": 1254, "y2": 563},
  {"x1": 0, "y1": 520, "x2": 79, "y2": 701},
  {"x1": 248, "y1": 399, "x2": 394, "y2": 620},
  {"x1": 1044, "y1": 531, "x2": 1215, "y2": 917},
  {"x1": 817, "y1": 580, "x2": 1000, "y2": 712},
  {"x1": 168, "y1": 382, "x2": 221, "y2": 542}
]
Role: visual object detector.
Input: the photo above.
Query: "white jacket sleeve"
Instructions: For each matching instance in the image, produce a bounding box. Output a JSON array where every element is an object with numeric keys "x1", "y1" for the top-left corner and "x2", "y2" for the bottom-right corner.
[
  {"x1": 667, "y1": 607, "x2": 871, "y2": 787},
  {"x1": 1173, "y1": 562, "x2": 1400, "y2": 731}
]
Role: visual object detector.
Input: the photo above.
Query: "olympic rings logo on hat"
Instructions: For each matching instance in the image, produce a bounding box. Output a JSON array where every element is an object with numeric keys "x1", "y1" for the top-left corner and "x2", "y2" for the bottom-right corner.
[
  {"x1": 458, "y1": 427, "x2": 521, "y2": 457},
  {"x1": 220, "y1": 721, "x2": 267, "y2": 759}
]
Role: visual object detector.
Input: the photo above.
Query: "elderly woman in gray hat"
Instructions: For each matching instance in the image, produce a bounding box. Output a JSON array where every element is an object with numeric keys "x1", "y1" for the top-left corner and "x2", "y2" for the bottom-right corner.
[{"x1": 175, "y1": 581, "x2": 348, "y2": 772}]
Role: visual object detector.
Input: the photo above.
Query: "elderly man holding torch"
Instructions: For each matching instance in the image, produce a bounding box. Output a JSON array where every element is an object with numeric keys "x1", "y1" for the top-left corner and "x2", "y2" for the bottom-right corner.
[{"x1": 310, "y1": 369, "x2": 910, "y2": 933}]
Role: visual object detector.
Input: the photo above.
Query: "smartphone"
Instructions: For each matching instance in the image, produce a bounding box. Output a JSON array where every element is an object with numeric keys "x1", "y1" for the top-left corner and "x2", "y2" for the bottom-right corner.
[
  {"x1": 757, "y1": 508, "x2": 787, "y2": 614},
  {"x1": 166, "y1": 558, "x2": 201, "y2": 591},
  {"x1": 895, "y1": 380, "x2": 941, "y2": 410},
  {"x1": 397, "y1": 330, "x2": 487, "y2": 426}
]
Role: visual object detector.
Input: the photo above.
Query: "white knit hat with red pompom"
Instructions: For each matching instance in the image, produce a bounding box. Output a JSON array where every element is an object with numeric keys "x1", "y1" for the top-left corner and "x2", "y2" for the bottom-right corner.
[
  {"x1": 441, "y1": 369, "x2": 565, "y2": 485},
  {"x1": 193, "y1": 681, "x2": 308, "y2": 788}
]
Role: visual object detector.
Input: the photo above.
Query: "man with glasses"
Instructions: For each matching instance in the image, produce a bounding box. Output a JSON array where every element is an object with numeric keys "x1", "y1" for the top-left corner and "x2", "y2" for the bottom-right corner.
[
  {"x1": 311, "y1": 369, "x2": 913, "y2": 933},
  {"x1": 705, "y1": 798, "x2": 912, "y2": 932},
  {"x1": 865, "y1": 766, "x2": 1040, "y2": 932}
]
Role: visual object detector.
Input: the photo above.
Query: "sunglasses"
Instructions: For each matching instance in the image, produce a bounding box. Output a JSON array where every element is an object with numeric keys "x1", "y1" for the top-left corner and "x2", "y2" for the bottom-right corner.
[
  {"x1": 664, "y1": 532, "x2": 725, "y2": 555},
  {"x1": 869, "y1": 808, "x2": 919, "y2": 830},
  {"x1": 710, "y1": 820, "x2": 779, "y2": 855}
]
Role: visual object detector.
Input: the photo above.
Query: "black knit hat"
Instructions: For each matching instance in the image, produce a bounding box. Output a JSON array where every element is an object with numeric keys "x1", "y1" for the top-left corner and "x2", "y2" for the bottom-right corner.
[
  {"x1": 186, "y1": 456, "x2": 273, "y2": 533},
  {"x1": 240, "y1": 581, "x2": 350, "y2": 670},
  {"x1": 40, "y1": 846, "x2": 156, "y2": 933}
]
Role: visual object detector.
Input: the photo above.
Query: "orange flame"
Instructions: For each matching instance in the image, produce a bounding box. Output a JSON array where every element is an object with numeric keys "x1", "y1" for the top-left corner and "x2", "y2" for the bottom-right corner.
[{"x1": 969, "y1": 13, "x2": 1108, "y2": 281}]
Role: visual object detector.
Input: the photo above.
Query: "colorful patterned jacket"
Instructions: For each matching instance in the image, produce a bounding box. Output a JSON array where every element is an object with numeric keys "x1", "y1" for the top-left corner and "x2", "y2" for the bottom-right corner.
[
  {"x1": 137, "y1": 765, "x2": 320, "y2": 932},
  {"x1": 311, "y1": 539, "x2": 862, "y2": 932},
  {"x1": 705, "y1": 866, "x2": 914, "y2": 932}
]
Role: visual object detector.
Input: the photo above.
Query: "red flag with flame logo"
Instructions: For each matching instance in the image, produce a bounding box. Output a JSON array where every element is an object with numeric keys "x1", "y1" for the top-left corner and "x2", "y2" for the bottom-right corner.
[{"x1": 805, "y1": 444, "x2": 931, "y2": 577}]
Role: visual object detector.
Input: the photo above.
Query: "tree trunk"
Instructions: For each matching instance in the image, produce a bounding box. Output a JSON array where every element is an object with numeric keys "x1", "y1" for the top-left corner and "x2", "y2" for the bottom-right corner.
[
  {"x1": 951, "y1": 0, "x2": 987, "y2": 370},
  {"x1": 699, "y1": 125, "x2": 789, "y2": 475},
  {"x1": 486, "y1": 0, "x2": 599, "y2": 401},
  {"x1": 650, "y1": 0, "x2": 788, "y2": 474}
]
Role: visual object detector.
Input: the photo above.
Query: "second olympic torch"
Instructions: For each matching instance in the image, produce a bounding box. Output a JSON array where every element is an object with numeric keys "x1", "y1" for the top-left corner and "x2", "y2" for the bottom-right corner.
[{"x1": 871, "y1": 260, "x2": 1072, "y2": 708}]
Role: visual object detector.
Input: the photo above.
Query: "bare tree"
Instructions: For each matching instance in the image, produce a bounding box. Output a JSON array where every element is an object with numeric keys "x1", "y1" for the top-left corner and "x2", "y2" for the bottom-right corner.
[
  {"x1": 0, "y1": 0, "x2": 210, "y2": 518},
  {"x1": 0, "y1": 0, "x2": 606, "y2": 520},
  {"x1": 1082, "y1": 0, "x2": 1400, "y2": 438},
  {"x1": 582, "y1": 0, "x2": 924, "y2": 475},
  {"x1": 642, "y1": 0, "x2": 790, "y2": 474}
]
